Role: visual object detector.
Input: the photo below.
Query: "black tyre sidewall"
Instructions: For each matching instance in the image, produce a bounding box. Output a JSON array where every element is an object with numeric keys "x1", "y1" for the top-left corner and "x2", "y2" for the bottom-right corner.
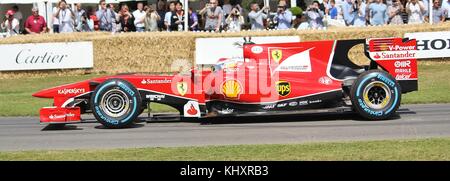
[
  {"x1": 91, "y1": 79, "x2": 142, "y2": 128},
  {"x1": 350, "y1": 70, "x2": 401, "y2": 120}
]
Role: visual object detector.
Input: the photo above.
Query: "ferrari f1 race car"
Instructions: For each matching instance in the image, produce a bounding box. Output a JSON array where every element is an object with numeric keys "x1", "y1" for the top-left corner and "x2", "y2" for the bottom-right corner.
[{"x1": 33, "y1": 37, "x2": 418, "y2": 128}]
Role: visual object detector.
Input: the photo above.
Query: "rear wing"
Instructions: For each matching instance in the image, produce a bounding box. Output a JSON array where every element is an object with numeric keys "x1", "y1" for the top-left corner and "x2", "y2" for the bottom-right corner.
[{"x1": 364, "y1": 38, "x2": 418, "y2": 93}]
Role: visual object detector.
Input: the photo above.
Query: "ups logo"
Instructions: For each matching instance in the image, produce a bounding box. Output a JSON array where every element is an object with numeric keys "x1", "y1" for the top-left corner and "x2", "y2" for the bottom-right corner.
[{"x1": 276, "y1": 81, "x2": 291, "y2": 96}]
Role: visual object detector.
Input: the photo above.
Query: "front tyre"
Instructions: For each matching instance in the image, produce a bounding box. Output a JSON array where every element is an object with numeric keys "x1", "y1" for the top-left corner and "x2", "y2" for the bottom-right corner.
[
  {"x1": 91, "y1": 79, "x2": 142, "y2": 128},
  {"x1": 350, "y1": 70, "x2": 401, "y2": 120}
]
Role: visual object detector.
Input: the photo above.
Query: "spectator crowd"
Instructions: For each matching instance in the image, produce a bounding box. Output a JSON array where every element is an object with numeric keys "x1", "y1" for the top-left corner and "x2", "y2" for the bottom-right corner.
[{"x1": 1, "y1": 0, "x2": 449, "y2": 37}]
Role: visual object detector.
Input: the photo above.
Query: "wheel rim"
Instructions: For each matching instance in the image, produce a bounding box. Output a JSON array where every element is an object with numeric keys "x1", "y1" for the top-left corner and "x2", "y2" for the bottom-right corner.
[
  {"x1": 363, "y1": 81, "x2": 391, "y2": 110},
  {"x1": 100, "y1": 89, "x2": 130, "y2": 118}
]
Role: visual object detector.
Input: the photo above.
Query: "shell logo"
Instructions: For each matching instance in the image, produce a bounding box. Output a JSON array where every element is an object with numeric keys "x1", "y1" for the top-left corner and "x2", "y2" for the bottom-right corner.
[
  {"x1": 222, "y1": 80, "x2": 242, "y2": 99},
  {"x1": 379, "y1": 43, "x2": 389, "y2": 51}
]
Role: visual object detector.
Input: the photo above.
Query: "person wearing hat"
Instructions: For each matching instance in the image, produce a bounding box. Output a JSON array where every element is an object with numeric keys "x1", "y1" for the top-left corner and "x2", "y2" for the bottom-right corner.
[
  {"x1": 25, "y1": 7, "x2": 47, "y2": 34},
  {"x1": 1, "y1": 10, "x2": 20, "y2": 37}
]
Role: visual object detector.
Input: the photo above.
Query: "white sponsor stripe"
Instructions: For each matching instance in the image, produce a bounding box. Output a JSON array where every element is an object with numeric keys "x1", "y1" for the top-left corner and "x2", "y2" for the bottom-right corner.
[{"x1": 326, "y1": 40, "x2": 344, "y2": 81}]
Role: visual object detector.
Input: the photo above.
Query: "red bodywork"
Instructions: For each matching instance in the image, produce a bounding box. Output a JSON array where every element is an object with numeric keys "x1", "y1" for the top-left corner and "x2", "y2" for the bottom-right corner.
[{"x1": 33, "y1": 37, "x2": 418, "y2": 124}]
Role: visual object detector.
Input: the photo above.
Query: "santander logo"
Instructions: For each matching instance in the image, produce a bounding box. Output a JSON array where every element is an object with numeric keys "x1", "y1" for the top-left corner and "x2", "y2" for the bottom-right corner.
[
  {"x1": 187, "y1": 105, "x2": 198, "y2": 115},
  {"x1": 374, "y1": 53, "x2": 381, "y2": 59},
  {"x1": 184, "y1": 101, "x2": 200, "y2": 117}
]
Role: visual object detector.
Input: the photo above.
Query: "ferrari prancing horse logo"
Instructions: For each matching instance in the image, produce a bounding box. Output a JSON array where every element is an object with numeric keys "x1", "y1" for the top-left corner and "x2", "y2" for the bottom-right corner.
[
  {"x1": 177, "y1": 82, "x2": 188, "y2": 96},
  {"x1": 271, "y1": 49, "x2": 282, "y2": 64}
]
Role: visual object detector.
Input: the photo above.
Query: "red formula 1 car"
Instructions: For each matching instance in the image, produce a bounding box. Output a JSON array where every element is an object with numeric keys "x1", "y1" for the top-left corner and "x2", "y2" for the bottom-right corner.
[{"x1": 33, "y1": 37, "x2": 418, "y2": 128}]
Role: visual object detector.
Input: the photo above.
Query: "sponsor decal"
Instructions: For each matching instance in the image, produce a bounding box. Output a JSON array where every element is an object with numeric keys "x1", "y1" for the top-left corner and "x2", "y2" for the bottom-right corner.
[
  {"x1": 277, "y1": 103, "x2": 287, "y2": 108},
  {"x1": 288, "y1": 101, "x2": 298, "y2": 107},
  {"x1": 15, "y1": 49, "x2": 69, "y2": 64},
  {"x1": 276, "y1": 81, "x2": 291, "y2": 97},
  {"x1": 251, "y1": 46, "x2": 263, "y2": 54},
  {"x1": 394, "y1": 60, "x2": 413, "y2": 80},
  {"x1": 58, "y1": 88, "x2": 85, "y2": 95},
  {"x1": 369, "y1": 38, "x2": 417, "y2": 60},
  {"x1": 0, "y1": 41, "x2": 93, "y2": 71},
  {"x1": 405, "y1": 31, "x2": 450, "y2": 59},
  {"x1": 371, "y1": 52, "x2": 416, "y2": 60},
  {"x1": 309, "y1": 100, "x2": 322, "y2": 104},
  {"x1": 376, "y1": 74, "x2": 395, "y2": 87},
  {"x1": 218, "y1": 108, "x2": 234, "y2": 114},
  {"x1": 271, "y1": 48, "x2": 313, "y2": 73},
  {"x1": 177, "y1": 82, "x2": 188, "y2": 96},
  {"x1": 184, "y1": 101, "x2": 200, "y2": 117},
  {"x1": 271, "y1": 49, "x2": 282, "y2": 63},
  {"x1": 141, "y1": 78, "x2": 172, "y2": 84},
  {"x1": 118, "y1": 82, "x2": 135, "y2": 96},
  {"x1": 318, "y1": 76, "x2": 333, "y2": 85},
  {"x1": 49, "y1": 113, "x2": 75, "y2": 120},
  {"x1": 358, "y1": 99, "x2": 383, "y2": 116},
  {"x1": 146, "y1": 95, "x2": 165, "y2": 101},
  {"x1": 298, "y1": 100, "x2": 309, "y2": 106},
  {"x1": 222, "y1": 80, "x2": 242, "y2": 99},
  {"x1": 416, "y1": 39, "x2": 450, "y2": 51},
  {"x1": 388, "y1": 45, "x2": 415, "y2": 51},
  {"x1": 262, "y1": 104, "x2": 276, "y2": 110}
]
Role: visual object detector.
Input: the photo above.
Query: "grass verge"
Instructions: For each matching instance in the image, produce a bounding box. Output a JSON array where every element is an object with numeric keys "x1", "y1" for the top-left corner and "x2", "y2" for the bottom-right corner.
[
  {"x1": 1, "y1": 138, "x2": 449, "y2": 161},
  {"x1": 0, "y1": 61, "x2": 449, "y2": 116}
]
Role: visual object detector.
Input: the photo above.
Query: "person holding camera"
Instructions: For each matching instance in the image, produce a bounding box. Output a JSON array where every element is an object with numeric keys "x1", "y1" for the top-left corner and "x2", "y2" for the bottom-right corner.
[
  {"x1": 54, "y1": 0, "x2": 75, "y2": 33},
  {"x1": 226, "y1": 7, "x2": 244, "y2": 32},
  {"x1": 274, "y1": 1, "x2": 293, "y2": 29},
  {"x1": 387, "y1": 0, "x2": 405, "y2": 24},
  {"x1": 352, "y1": 0, "x2": 367, "y2": 26},
  {"x1": 406, "y1": 0, "x2": 426, "y2": 24},
  {"x1": 118, "y1": 4, "x2": 135, "y2": 32},
  {"x1": 306, "y1": 1, "x2": 325, "y2": 29},
  {"x1": 248, "y1": 3, "x2": 269, "y2": 30},
  {"x1": 199, "y1": 0, "x2": 223, "y2": 32},
  {"x1": 144, "y1": 6, "x2": 160, "y2": 32},
  {"x1": 1, "y1": 10, "x2": 19, "y2": 37}
]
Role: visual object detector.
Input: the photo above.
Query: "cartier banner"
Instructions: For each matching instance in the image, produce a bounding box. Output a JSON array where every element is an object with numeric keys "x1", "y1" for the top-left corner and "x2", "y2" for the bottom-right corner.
[
  {"x1": 0, "y1": 41, "x2": 93, "y2": 71},
  {"x1": 404, "y1": 31, "x2": 450, "y2": 59}
]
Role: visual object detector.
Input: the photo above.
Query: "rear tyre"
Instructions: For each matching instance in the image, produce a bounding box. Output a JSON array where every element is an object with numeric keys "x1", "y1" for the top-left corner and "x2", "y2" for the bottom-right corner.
[
  {"x1": 350, "y1": 70, "x2": 401, "y2": 120},
  {"x1": 91, "y1": 79, "x2": 142, "y2": 128}
]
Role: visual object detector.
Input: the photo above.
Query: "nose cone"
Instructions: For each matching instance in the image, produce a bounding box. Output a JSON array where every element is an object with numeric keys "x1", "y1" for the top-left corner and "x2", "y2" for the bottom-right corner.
[{"x1": 32, "y1": 88, "x2": 54, "y2": 98}]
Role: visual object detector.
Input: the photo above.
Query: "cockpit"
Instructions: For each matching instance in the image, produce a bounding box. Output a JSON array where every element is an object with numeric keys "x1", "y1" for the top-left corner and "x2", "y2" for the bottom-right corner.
[{"x1": 212, "y1": 58, "x2": 243, "y2": 72}]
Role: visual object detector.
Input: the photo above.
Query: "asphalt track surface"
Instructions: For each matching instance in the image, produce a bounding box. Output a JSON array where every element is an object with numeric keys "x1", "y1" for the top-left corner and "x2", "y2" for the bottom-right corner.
[{"x1": 0, "y1": 104, "x2": 449, "y2": 151}]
